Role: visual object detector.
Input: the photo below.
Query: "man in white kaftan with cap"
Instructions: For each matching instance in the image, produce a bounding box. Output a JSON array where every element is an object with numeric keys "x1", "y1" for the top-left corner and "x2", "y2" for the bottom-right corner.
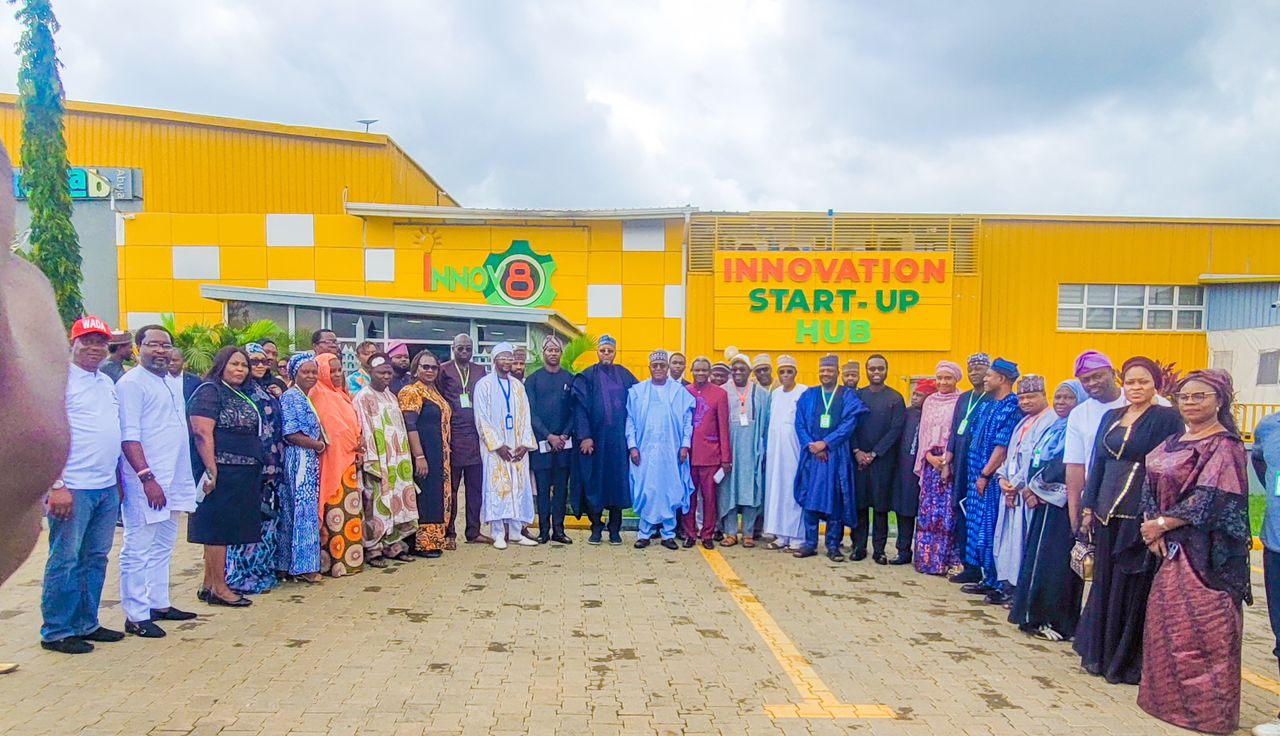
[
  {"x1": 626, "y1": 350, "x2": 695, "y2": 549},
  {"x1": 473, "y1": 342, "x2": 538, "y2": 549}
]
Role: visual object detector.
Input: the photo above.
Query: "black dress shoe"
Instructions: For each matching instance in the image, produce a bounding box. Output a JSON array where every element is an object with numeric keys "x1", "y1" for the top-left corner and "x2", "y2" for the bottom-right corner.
[
  {"x1": 714, "y1": 531, "x2": 724, "y2": 542},
  {"x1": 888, "y1": 554, "x2": 912, "y2": 566},
  {"x1": 41, "y1": 638, "x2": 93, "y2": 654},
  {"x1": 425, "y1": 550, "x2": 443, "y2": 559},
  {"x1": 151, "y1": 607, "x2": 197, "y2": 621},
  {"x1": 197, "y1": 588, "x2": 210, "y2": 602},
  {"x1": 827, "y1": 550, "x2": 845, "y2": 562},
  {"x1": 125, "y1": 620, "x2": 166, "y2": 639},
  {"x1": 850, "y1": 549, "x2": 867, "y2": 562},
  {"x1": 948, "y1": 567, "x2": 982, "y2": 584},
  {"x1": 682, "y1": 537, "x2": 697, "y2": 549},
  {"x1": 873, "y1": 553, "x2": 888, "y2": 565},
  {"x1": 550, "y1": 533, "x2": 573, "y2": 545},
  {"x1": 960, "y1": 583, "x2": 993, "y2": 595},
  {"x1": 983, "y1": 590, "x2": 1012, "y2": 605},
  {"x1": 410, "y1": 549, "x2": 434, "y2": 558},
  {"x1": 702, "y1": 540, "x2": 714, "y2": 550},
  {"x1": 634, "y1": 539, "x2": 650, "y2": 549},
  {"x1": 660, "y1": 539, "x2": 679, "y2": 550},
  {"x1": 793, "y1": 548, "x2": 817, "y2": 559},
  {"x1": 609, "y1": 533, "x2": 623, "y2": 546},
  {"x1": 80, "y1": 627, "x2": 125, "y2": 643},
  {"x1": 206, "y1": 593, "x2": 253, "y2": 608},
  {"x1": 537, "y1": 534, "x2": 550, "y2": 545}
]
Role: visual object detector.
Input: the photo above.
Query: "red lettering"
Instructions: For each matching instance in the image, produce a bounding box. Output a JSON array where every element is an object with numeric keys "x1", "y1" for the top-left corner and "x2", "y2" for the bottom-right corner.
[
  {"x1": 787, "y1": 258, "x2": 812, "y2": 282},
  {"x1": 921, "y1": 258, "x2": 946, "y2": 284},
  {"x1": 858, "y1": 258, "x2": 877, "y2": 282},
  {"x1": 761, "y1": 258, "x2": 784, "y2": 282},
  {"x1": 504, "y1": 262, "x2": 536, "y2": 299},
  {"x1": 894, "y1": 258, "x2": 919, "y2": 283},
  {"x1": 723, "y1": 258, "x2": 733, "y2": 282},
  {"x1": 837, "y1": 259, "x2": 859, "y2": 283},
  {"x1": 423, "y1": 254, "x2": 432, "y2": 291},
  {"x1": 814, "y1": 258, "x2": 839, "y2": 282},
  {"x1": 734, "y1": 258, "x2": 758, "y2": 283}
]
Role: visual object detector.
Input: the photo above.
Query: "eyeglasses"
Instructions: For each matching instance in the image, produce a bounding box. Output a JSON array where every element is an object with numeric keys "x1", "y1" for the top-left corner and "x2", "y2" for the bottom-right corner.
[
  {"x1": 421, "y1": 364, "x2": 439, "y2": 371},
  {"x1": 1174, "y1": 391, "x2": 1217, "y2": 404},
  {"x1": 141, "y1": 341, "x2": 171, "y2": 349},
  {"x1": 249, "y1": 358, "x2": 271, "y2": 366}
]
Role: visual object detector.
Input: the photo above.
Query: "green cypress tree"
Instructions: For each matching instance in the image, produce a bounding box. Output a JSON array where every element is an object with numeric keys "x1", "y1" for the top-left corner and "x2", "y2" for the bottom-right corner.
[{"x1": 13, "y1": 0, "x2": 82, "y2": 326}]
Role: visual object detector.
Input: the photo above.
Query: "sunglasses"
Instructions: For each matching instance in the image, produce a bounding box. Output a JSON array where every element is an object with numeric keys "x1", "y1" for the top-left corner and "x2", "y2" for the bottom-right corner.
[{"x1": 249, "y1": 358, "x2": 271, "y2": 366}]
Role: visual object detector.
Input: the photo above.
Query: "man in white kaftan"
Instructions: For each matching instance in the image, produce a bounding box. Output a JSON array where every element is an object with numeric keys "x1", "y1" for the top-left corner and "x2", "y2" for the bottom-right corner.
[
  {"x1": 473, "y1": 342, "x2": 538, "y2": 549},
  {"x1": 626, "y1": 350, "x2": 695, "y2": 549}
]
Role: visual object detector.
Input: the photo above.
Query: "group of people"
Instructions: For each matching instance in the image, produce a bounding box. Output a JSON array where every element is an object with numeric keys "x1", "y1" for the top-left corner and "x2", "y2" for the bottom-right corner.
[{"x1": 37, "y1": 315, "x2": 1272, "y2": 734}]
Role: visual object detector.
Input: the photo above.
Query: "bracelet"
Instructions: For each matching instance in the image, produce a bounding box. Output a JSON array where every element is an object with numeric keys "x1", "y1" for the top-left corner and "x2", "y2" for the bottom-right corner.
[
  {"x1": 414, "y1": 455, "x2": 426, "y2": 460},
  {"x1": 135, "y1": 467, "x2": 152, "y2": 477}
]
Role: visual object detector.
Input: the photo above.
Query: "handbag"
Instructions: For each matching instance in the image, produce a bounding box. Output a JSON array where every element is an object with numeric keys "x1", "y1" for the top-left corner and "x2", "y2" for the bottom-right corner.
[{"x1": 1070, "y1": 530, "x2": 1095, "y2": 581}]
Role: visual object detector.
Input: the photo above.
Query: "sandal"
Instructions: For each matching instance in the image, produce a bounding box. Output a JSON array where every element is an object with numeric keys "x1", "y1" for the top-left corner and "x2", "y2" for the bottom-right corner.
[
  {"x1": 742, "y1": 537, "x2": 755, "y2": 548},
  {"x1": 765, "y1": 541, "x2": 785, "y2": 551},
  {"x1": 721, "y1": 535, "x2": 738, "y2": 547},
  {"x1": 444, "y1": 538, "x2": 457, "y2": 551}
]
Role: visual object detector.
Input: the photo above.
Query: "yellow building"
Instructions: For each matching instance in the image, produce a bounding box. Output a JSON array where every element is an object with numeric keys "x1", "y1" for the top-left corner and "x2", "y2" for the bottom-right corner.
[{"x1": 7, "y1": 95, "x2": 1280, "y2": 397}]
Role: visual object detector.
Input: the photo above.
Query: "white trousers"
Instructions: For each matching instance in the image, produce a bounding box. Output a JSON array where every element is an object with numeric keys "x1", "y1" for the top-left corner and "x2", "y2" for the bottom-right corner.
[
  {"x1": 119, "y1": 511, "x2": 179, "y2": 622},
  {"x1": 489, "y1": 520, "x2": 524, "y2": 540}
]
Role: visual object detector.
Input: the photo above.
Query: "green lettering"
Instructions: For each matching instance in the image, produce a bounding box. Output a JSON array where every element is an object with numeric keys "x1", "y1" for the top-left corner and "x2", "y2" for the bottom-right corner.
[
  {"x1": 899, "y1": 289, "x2": 920, "y2": 312},
  {"x1": 835, "y1": 289, "x2": 858, "y2": 311},
  {"x1": 785, "y1": 290, "x2": 810, "y2": 312},
  {"x1": 769, "y1": 289, "x2": 789, "y2": 310},
  {"x1": 795, "y1": 319, "x2": 821, "y2": 344},
  {"x1": 748, "y1": 288, "x2": 768, "y2": 311},
  {"x1": 812, "y1": 290, "x2": 834, "y2": 313}
]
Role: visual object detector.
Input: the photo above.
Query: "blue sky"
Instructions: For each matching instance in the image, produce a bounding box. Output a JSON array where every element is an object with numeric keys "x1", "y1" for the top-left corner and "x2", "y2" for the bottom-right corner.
[{"x1": 1, "y1": 1, "x2": 1276, "y2": 216}]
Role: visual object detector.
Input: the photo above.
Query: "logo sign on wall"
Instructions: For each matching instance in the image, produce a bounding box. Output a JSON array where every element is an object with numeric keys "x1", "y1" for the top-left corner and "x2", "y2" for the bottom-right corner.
[
  {"x1": 713, "y1": 251, "x2": 954, "y2": 351},
  {"x1": 426, "y1": 241, "x2": 558, "y2": 308},
  {"x1": 12, "y1": 167, "x2": 140, "y2": 201}
]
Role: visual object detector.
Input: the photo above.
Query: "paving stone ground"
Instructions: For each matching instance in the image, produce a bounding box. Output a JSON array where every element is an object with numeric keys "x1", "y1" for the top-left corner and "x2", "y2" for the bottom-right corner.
[{"x1": 1, "y1": 516, "x2": 1277, "y2": 735}]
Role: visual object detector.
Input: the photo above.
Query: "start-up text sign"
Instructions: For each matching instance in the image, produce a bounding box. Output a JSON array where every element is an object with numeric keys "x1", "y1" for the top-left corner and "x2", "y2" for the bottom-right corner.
[{"x1": 713, "y1": 251, "x2": 953, "y2": 352}]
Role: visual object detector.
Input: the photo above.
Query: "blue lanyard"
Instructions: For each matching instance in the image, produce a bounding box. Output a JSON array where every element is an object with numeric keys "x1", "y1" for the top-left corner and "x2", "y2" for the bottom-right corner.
[{"x1": 498, "y1": 377, "x2": 514, "y2": 430}]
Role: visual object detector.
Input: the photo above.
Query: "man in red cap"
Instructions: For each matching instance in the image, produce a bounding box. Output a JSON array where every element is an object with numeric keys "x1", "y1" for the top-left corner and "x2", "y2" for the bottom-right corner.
[{"x1": 39, "y1": 317, "x2": 128, "y2": 654}]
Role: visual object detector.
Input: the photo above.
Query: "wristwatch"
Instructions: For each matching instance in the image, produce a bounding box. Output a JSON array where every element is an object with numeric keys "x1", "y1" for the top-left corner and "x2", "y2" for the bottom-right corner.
[
  {"x1": 138, "y1": 470, "x2": 156, "y2": 484},
  {"x1": 50, "y1": 479, "x2": 66, "y2": 491},
  {"x1": 1156, "y1": 516, "x2": 1167, "y2": 530}
]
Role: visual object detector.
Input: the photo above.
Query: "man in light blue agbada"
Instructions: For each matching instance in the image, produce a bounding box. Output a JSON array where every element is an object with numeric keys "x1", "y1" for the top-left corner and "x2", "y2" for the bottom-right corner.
[{"x1": 626, "y1": 350, "x2": 695, "y2": 550}]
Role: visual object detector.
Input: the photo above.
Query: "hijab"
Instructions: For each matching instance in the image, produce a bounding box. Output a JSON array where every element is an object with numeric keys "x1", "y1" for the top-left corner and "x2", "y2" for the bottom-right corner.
[
  {"x1": 311, "y1": 355, "x2": 361, "y2": 511},
  {"x1": 914, "y1": 381, "x2": 963, "y2": 477}
]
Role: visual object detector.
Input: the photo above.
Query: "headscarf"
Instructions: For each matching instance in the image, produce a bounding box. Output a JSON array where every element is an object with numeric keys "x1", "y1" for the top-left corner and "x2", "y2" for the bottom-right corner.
[
  {"x1": 311, "y1": 354, "x2": 361, "y2": 512},
  {"x1": 967, "y1": 352, "x2": 991, "y2": 368},
  {"x1": 1176, "y1": 369, "x2": 1238, "y2": 435},
  {"x1": 1056, "y1": 379, "x2": 1087, "y2": 405},
  {"x1": 1035, "y1": 379, "x2": 1088, "y2": 464},
  {"x1": 287, "y1": 351, "x2": 318, "y2": 380},
  {"x1": 542, "y1": 335, "x2": 564, "y2": 353},
  {"x1": 386, "y1": 341, "x2": 409, "y2": 359},
  {"x1": 1073, "y1": 350, "x2": 1114, "y2": 378},
  {"x1": 1016, "y1": 374, "x2": 1045, "y2": 395},
  {"x1": 936, "y1": 360, "x2": 963, "y2": 381},
  {"x1": 1121, "y1": 356, "x2": 1163, "y2": 391},
  {"x1": 915, "y1": 379, "x2": 963, "y2": 477},
  {"x1": 914, "y1": 379, "x2": 938, "y2": 397},
  {"x1": 244, "y1": 342, "x2": 266, "y2": 358},
  {"x1": 989, "y1": 357, "x2": 1019, "y2": 382},
  {"x1": 598, "y1": 335, "x2": 617, "y2": 347}
]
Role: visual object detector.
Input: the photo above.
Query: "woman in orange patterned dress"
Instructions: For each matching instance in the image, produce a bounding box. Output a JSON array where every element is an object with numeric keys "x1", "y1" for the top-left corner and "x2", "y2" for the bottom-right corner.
[
  {"x1": 311, "y1": 354, "x2": 364, "y2": 577},
  {"x1": 399, "y1": 351, "x2": 453, "y2": 557}
]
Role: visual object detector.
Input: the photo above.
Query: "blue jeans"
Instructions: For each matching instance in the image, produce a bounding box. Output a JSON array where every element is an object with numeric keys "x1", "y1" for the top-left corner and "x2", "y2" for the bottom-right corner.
[
  {"x1": 637, "y1": 517, "x2": 676, "y2": 540},
  {"x1": 802, "y1": 511, "x2": 846, "y2": 553},
  {"x1": 41, "y1": 487, "x2": 119, "y2": 642},
  {"x1": 1266, "y1": 548, "x2": 1280, "y2": 670}
]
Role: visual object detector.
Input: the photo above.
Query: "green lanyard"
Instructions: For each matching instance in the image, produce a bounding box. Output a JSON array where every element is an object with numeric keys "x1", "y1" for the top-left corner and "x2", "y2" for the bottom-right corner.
[
  {"x1": 224, "y1": 381, "x2": 263, "y2": 436},
  {"x1": 819, "y1": 386, "x2": 837, "y2": 428},
  {"x1": 957, "y1": 392, "x2": 984, "y2": 436}
]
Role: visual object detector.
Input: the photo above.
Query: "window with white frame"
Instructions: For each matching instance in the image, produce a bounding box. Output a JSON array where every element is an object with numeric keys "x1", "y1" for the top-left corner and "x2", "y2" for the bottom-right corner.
[
  {"x1": 1057, "y1": 284, "x2": 1204, "y2": 332},
  {"x1": 1259, "y1": 351, "x2": 1280, "y2": 386}
]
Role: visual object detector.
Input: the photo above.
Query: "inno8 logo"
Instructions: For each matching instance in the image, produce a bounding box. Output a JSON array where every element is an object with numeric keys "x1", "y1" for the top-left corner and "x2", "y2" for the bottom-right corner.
[{"x1": 427, "y1": 241, "x2": 558, "y2": 308}]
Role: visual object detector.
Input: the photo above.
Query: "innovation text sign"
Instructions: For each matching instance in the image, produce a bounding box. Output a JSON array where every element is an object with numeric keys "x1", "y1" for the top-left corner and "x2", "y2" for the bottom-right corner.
[{"x1": 713, "y1": 251, "x2": 953, "y2": 352}]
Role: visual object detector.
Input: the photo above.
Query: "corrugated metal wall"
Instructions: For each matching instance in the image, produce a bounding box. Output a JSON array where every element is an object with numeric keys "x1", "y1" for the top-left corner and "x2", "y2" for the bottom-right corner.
[
  {"x1": 0, "y1": 98, "x2": 454, "y2": 214},
  {"x1": 1207, "y1": 282, "x2": 1280, "y2": 331}
]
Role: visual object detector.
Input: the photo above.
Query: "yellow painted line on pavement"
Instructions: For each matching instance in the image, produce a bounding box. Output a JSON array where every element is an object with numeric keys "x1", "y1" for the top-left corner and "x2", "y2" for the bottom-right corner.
[
  {"x1": 697, "y1": 547, "x2": 896, "y2": 720},
  {"x1": 1244, "y1": 667, "x2": 1280, "y2": 696}
]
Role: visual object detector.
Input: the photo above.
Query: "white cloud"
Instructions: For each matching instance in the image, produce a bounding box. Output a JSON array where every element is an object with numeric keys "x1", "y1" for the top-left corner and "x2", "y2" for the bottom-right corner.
[{"x1": 0, "y1": 0, "x2": 1275, "y2": 216}]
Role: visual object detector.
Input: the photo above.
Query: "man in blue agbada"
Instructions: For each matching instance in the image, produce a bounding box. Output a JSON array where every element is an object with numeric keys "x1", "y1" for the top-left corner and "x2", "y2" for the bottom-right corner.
[
  {"x1": 793, "y1": 354, "x2": 867, "y2": 560},
  {"x1": 625, "y1": 350, "x2": 695, "y2": 550}
]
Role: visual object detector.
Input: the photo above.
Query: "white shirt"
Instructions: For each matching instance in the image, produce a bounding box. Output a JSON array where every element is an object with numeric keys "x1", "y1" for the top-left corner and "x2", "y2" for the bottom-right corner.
[
  {"x1": 62, "y1": 364, "x2": 123, "y2": 490},
  {"x1": 116, "y1": 367, "x2": 197, "y2": 526},
  {"x1": 1064, "y1": 395, "x2": 1127, "y2": 472}
]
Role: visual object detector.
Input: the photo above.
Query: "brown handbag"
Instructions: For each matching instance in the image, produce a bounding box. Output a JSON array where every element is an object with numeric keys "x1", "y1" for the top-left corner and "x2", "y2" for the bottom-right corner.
[{"x1": 1070, "y1": 530, "x2": 1095, "y2": 581}]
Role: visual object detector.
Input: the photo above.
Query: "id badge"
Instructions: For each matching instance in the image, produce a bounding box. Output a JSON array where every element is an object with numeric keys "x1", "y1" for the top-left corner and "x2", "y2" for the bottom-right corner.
[
  {"x1": 459, "y1": 394, "x2": 471, "y2": 409},
  {"x1": 1032, "y1": 449, "x2": 1042, "y2": 467},
  {"x1": 738, "y1": 412, "x2": 749, "y2": 427},
  {"x1": 957, "y1": 418, "x2": 968, "y2": 436},
  {"x1": 1274, "y1": 471, "x2": 1280, "y2": 497},
  {"x1": 505, "y1": 415, "x2": 514, "y2": 430},
  {"x1": 819, "y1": 414, "x2": 831, "y2": 429}
]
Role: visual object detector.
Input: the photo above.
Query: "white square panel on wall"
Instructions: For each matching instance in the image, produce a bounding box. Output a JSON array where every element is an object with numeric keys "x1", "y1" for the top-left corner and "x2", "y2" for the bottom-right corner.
[
  {"x1": 171, "y1": 246, "x2": 220, "y2": 280},
  {"x1": 622, "y1": 220, "x2": 665, "y2": 252},
  {"x1": 266, "y1": 214, "x2": 315, "y2": 247},
  {"x1": 268, "y1": 279, "x2": 316, "y2": 293},
  {"x1": 365, "y1": 249, "x2": 395, "y2": 282},
  {"x1": 663, "y1": 284, "x2": 685, "y2": 319},
  {"x1": 587, "y1": 284, "x2": 623, "y2": 318},
  {"x1": 127, "y1": 312, "x2": 164, "y2": 330}
]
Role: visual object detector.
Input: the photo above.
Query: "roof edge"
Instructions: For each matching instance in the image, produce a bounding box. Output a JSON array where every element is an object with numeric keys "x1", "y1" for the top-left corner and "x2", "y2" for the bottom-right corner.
[{"x1": 346, "y1": 202, "x2": 697, "y2": 221}]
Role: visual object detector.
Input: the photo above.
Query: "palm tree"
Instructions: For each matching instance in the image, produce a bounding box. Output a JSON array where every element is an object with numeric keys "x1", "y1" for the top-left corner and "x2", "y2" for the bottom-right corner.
[
  {"x1": 524, "y1": 333, "x2": 597, "y2": 375},
  {"x1": 163, "y1": 316, "x2": 290, "y2": 376}
]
